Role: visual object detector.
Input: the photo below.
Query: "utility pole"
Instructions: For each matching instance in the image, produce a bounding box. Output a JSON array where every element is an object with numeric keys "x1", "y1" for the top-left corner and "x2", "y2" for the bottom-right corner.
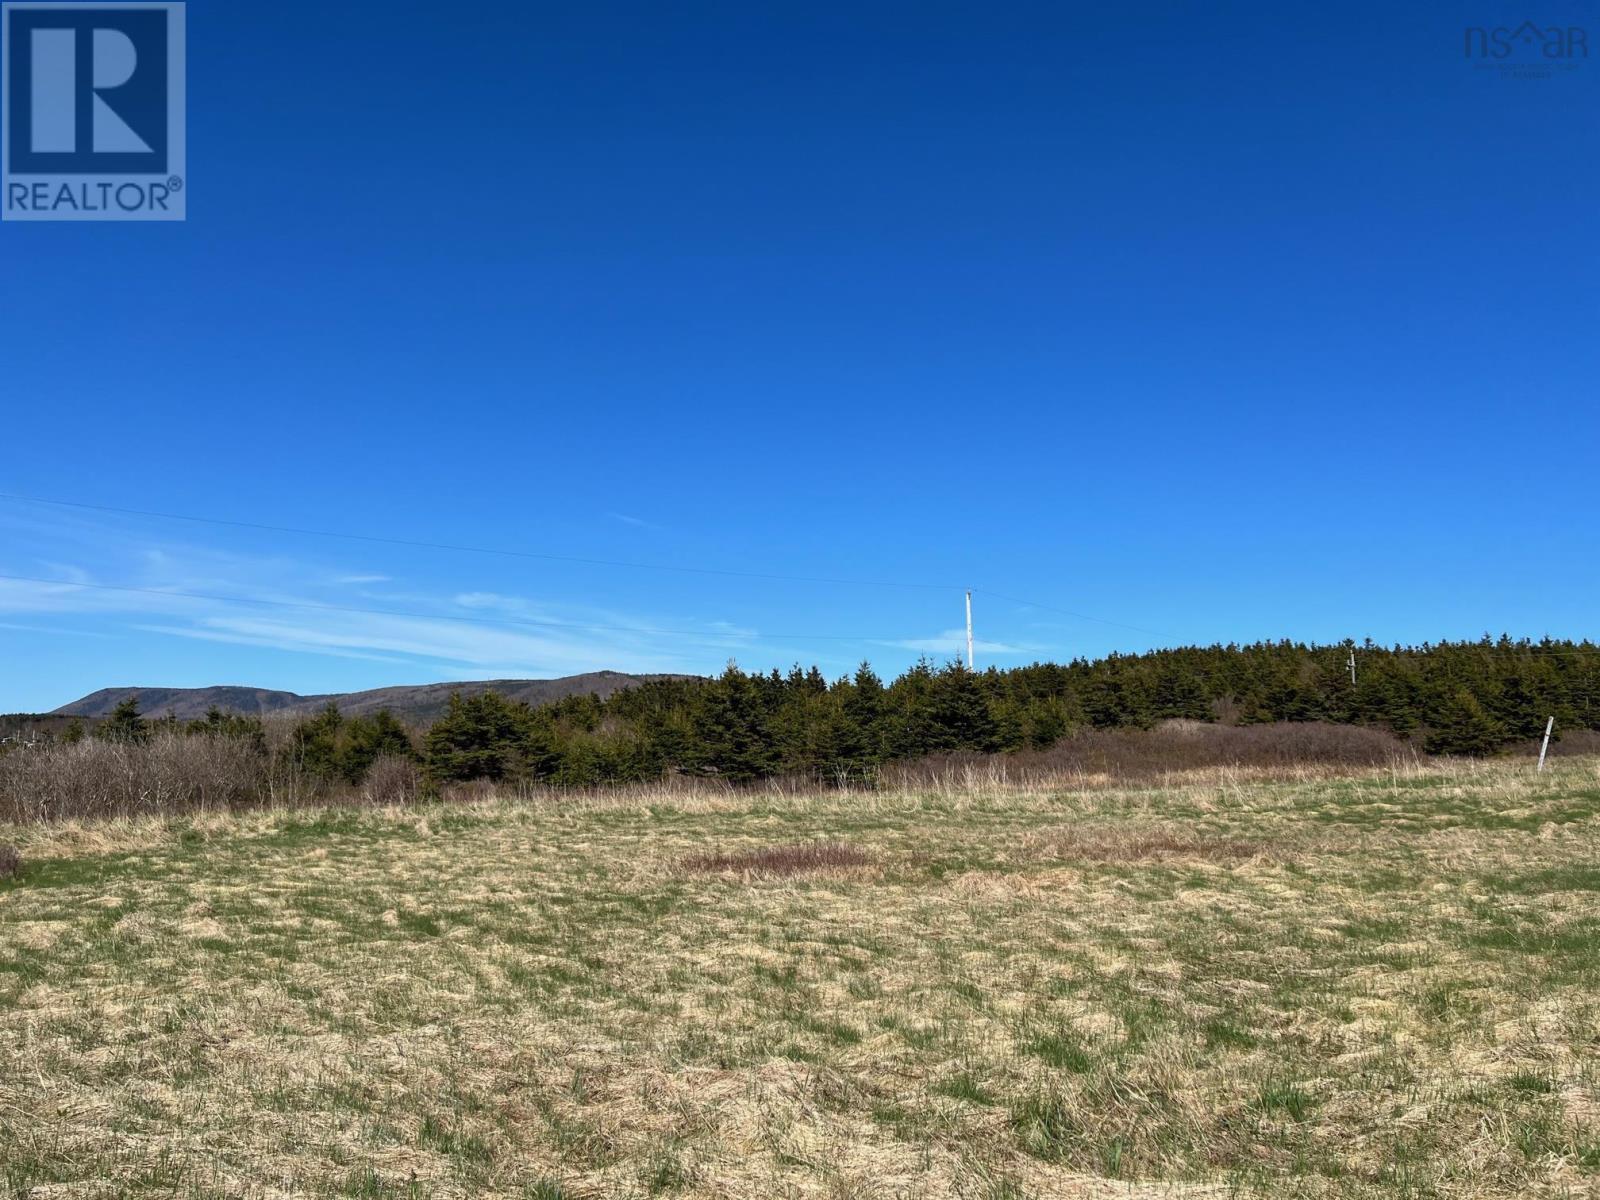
[
  {"x1": 1538, "y1": 716, "x2": 1554, "y2": 773},
  {"x1": 965, "y1": 590, "x2": 974, "y2": 670},
  {"x1": 1348, "y1": 646, "x2": 1357, "y2": 687}
]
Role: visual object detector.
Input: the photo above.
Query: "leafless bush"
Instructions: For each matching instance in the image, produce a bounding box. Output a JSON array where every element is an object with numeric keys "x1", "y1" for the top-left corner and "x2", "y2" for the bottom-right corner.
[
  {"x1": 1518, "y1": 728, "x2": 1600, "y2": 759},
  {"x1": 0, "y1": 733, "x2": 281, "y2": 823},
  {"x1": 0, "y1": 716, "x2": 1429, "y2": 830},
  {"x1": 435, "y1": 778, "x2": 502, "y2": 807},
  {"x1": 361, "y1": 754, "x2": 422, "y2": 806},
  {"x1": 681, "y1": 840, "x2": 872, "y2": 877},
  {"x1": 0, "y1": 843, "x2": 19, "y2": 880},
  {"x1": 884, "y1": 721, "x2": 1417, "y2": 791}
]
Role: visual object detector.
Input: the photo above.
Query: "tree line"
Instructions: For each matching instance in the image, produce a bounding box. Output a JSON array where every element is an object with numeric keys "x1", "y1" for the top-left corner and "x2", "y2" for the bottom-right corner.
[{"x1": 45, "y1": 636, "x2": 1600, "y2": 788}]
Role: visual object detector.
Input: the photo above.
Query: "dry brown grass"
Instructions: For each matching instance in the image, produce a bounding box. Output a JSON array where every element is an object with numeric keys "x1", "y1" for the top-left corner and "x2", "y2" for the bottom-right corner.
[
  {"x1": 2, "y1": 757, "x2": 1599, "y2": 1199},
  {"x1": 1026, "y1": 825, "x2": 1267, "y2": 864},
  {"x1": 681, "y1": 839, "x2": 874, "y2": 877},
  {"x1": 0, "y1": 842, "x2": 17, "y2": 880}
]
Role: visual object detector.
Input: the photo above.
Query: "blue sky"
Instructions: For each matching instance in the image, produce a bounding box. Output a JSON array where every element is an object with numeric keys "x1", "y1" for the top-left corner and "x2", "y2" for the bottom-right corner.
[{"x1": 2, "y1": 1, "x2": 1597, "y2": 712}]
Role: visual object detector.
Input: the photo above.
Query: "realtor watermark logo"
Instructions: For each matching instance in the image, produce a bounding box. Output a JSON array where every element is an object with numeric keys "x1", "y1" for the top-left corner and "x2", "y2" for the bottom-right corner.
[
  {"x1": 1465, "y1": 20, "x2": 1588, "y2": 79},
  {"x1": 2, "y1": 2, "x2": 185, "y2": 221}
]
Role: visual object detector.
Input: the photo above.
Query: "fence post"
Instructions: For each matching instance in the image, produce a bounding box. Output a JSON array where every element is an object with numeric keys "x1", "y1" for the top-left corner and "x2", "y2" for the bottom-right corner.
[{"x1": 1537, "y1": 716, "x2": 1554, "y2": 773}]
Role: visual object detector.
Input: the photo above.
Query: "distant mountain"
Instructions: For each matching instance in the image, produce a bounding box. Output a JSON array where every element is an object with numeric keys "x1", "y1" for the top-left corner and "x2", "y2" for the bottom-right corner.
[
  {"x1": 57, "y1": 686, "x2": 307, "y2": 720},
  {"x1": 52, "y1": 671, "x2": 688, "y2": 724}
]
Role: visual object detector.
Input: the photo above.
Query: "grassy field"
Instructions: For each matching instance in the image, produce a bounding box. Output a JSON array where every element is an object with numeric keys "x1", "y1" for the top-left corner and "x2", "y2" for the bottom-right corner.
[{"x1": 2, "y1": 760, "x2": 1599, "y2": 1199}]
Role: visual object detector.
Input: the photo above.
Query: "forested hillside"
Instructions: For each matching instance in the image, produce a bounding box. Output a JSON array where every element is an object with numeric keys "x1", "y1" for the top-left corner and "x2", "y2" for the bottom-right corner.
[
  {"x1": 51, "y1": 671, "x2": 681, "y2": 722},
  {"x1": 10, "y1": 638, "x2": 1595, "y2": 798},
  {"x1": 422, "y1": 637, "x2": 1596, "y2": 785}
]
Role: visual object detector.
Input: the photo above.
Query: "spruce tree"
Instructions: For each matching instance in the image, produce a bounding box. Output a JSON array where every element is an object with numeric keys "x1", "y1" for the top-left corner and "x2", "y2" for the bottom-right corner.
[
  {"x1": 424, "y1": 693, "x2": 558, "y2": 783},
  {"x1": 98, "y1": 696, "x2": 149, "y2": 745},
  {"x1": 1424, "y1": 688, "x2": 1507, "y2": 756},
  {"x1": 340, "y1": 710, "x2": 416, "y2": 783},
  {"x1": 291, "y1": 703, "x2": 346, "y2": 779}
]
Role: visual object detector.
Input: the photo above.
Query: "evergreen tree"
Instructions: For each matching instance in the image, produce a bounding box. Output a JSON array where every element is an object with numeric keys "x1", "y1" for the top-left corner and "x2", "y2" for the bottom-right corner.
[
  {"x1": 695, "y1": 664, "x2": 777, "y2": 782},
  {"x1": 1424, "y1": 688, "x2": 1507, "y2": 756},
  {"x1": 424, "y1": 692, "x2": 558, "y2": 783},
  {"x1": 926, "y1": 662, "x2": 998, "y2": 751},
  {"x1": 98, "y1": 696, "x2": 149, "y2": 745},
  {"x1": 1019, "y1": 694, "x2": 1081, "y2": 748},
  {"x1": 186, "y1": 706, "x2": 267, "y2": 754},
  {"x1": 1152, "y1": 665, "x2": 1212, "y2": 720},
  {"x1": 834, "y1": 663, "x2": 886, "y2": 777},
  {"x1": 340, "y1": 710, "x2": 415, "y2": 782}
]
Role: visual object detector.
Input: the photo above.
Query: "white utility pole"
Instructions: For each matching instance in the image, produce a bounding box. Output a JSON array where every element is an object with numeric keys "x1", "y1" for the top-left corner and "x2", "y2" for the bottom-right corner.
[
  {"x1": 1348, "y1": 647, "x2": 1357, "y2": 687},
  {"x1": 965, "y1": 590, "x2": 974, "y2": 670},
  {"x1": 1538, "y1": 716, "x2": 1555, "y2": 773}
]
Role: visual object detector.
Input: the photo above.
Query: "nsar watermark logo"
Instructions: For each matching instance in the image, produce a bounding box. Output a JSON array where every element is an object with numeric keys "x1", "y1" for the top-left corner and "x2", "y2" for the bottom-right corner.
[
  {"x1": 1465, "y1": 20, "x2": 1587, "y2": 79},
  {"x1": 2, "y1": 2, "x2": 184, "y2": 221}
]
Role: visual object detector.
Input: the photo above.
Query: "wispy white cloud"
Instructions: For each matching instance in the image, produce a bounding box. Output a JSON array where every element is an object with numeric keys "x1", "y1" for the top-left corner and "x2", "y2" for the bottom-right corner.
[
  {"x1": 131, "y1": 623, "x2": 415, "y2": 666},
  {"x1": 4, "y1": 513, "x2": 1029, "y2": 686},
  {"x1": 0, "y1": 574, "x2": 204, "y2": 618},
  {"x1": 0, "y1": 620, "x2": 116, "y2": 638},
  {"x1": 0, "y1": 523, "x2": 751, "y2": 679},
  {"x1": 885, "y1": 628, "x2": 1032, "y2": 656},
  {"x1": 34, "y1": 561, "x2": 96, "y2": 585},
  {"x1": 134, "y1": 609, "x2": 702, "y2": 676},
  {"x1": 607, "y1": 511, "x2": 662, "y2": 531},
  {"x1": 453, "y1": 591, "x2": 527, "y2": 612}
]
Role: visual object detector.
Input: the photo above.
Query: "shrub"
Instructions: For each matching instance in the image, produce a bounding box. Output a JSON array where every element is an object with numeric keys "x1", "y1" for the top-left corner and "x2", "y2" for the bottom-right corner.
[
  {"x1": 883, "y1": 721, "x2": 1415, "y2": 789},
  {"x1": 1526, "y1": 728, "x2": 1600, "y2": 758},
  {"x1": 281, "y1": 705, "x2": 416, "y2": 786},
  {"x1": 185, "y1": 706, "x2": 267, "y2": 753},
  {"x1": 361, "y1": 754, "x2": 423, "y2": 806},
  {"x1": 0, "y1": 733, "x2": 273, "y2": 823},
  {"x1": 342, "y1": 712, "x2": 416, "y2": 783}
]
